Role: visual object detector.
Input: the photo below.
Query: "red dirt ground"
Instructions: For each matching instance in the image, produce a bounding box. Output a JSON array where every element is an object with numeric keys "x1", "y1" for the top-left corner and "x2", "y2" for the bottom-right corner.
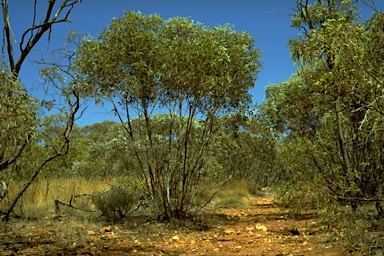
[{"x1": 0, "y1": 194, "x2": 354, "y2": 255}]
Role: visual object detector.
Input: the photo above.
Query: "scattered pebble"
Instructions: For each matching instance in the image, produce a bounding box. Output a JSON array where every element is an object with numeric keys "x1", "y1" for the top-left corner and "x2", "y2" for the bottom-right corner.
[{"x1": 87, "y1": 230, "x2": 96, "y2": 236}]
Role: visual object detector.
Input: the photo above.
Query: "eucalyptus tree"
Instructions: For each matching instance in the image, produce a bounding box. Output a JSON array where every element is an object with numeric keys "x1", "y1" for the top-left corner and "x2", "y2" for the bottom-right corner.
[
  {"x1": 0, "y1": 0, "x2": 82, "y2": 220},
  {"x1": 263, "y1": 70, "x2": 349, "y2": 212},
  {"x1": 274, "y1": 0, "x2": 384, "y2": 217},
  {"x1": 75, "y1": 11, "x2": 261, "y2": 220}
]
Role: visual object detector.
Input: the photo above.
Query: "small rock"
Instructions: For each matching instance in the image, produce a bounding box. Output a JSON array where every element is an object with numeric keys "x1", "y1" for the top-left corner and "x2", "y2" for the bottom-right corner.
[
  {"x1": 172, "y1": 235, "x2": 180, "y2": 241},
  {"x1": 87, "y1": 230, "x2": 96, "y2": 236},
  {"x1": 256, "y1": 224, "x2": 268, "y2": 232},
  {"x1": 224, "y1": 228, "x2": 236, "y2": 235},
  {"x1": 246, "y1": 226, "x2": 255, "y2": 231}
]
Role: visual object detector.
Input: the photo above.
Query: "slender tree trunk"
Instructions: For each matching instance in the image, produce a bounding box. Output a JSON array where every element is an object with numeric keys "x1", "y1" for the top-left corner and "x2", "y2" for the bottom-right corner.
[
  {"x1": 335, "y1": 97, "x2": 358, "y2": 210},
  {"x1": 335, "y1": 97, "x2": 352, "y2": 175},
  {"x1": 376, "y1": 182, "x2": 384, "y2": 220}
]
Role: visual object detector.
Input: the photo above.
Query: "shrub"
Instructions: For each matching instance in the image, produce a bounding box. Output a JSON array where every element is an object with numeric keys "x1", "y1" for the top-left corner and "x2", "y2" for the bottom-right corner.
[
  {"x1": 92, "y1": 186, "x2": 138, "y2": 221},
  {"x1": 273, "y1": 179, "x2": 335, "y2": 218}
]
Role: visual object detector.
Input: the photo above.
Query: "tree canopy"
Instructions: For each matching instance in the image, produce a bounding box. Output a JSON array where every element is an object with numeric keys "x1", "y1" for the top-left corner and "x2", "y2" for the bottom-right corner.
[
  {"x1": 74, "y1": 11, "x2": 262, "y2": 220},
  {"x1": 75, "y1": 11, "x2": 261, "y2": 113}
]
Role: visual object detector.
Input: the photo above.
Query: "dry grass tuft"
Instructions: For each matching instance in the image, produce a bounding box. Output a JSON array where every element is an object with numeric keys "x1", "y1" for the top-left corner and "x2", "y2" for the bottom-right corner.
[{"x1": 211, "y1": 180, "x2": 251, "y2": 209}]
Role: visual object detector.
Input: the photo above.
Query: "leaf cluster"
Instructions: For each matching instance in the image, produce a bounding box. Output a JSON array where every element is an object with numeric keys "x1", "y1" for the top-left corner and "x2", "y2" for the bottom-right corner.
[{"x1": 75, "y1": 11, "x2": 262, "y2": 115}]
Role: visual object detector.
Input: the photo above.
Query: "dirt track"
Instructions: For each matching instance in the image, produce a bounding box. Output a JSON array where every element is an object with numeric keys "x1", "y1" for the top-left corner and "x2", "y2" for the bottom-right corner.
[{"x1": 0, "y1": 194, "x2": 350, "y2": 255}]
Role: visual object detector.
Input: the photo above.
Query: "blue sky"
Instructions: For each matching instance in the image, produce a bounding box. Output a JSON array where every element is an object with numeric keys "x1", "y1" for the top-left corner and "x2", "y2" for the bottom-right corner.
[{"x1": 3, "y1": 0, "x2": 380, "y2": 126}]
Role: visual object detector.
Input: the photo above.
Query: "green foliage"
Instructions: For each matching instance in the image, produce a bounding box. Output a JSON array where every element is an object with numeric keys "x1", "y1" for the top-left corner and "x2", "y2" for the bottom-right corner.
[
  {"x1": 332, "y1": 216, "x2": 371, "y2": 250},
  {"x1": 273, "y1": 178, "x2": 336, "y2": 218},
  {"x1": 289, "y1": 0, "x2": 360, "y2": 66},
  {"x1": 76, "y1": 11, "x2": 261, "y2": 114},
  {"x1": 74, "y1": 11, "x2": 262, "y2": 220},
  {"x1": 92, "y1": 186, "x2": 138, "y2": 221},
  {"x1": 214, "y1": 113, "x2": 278, "y2": 194},
  {"x1": 0, "y1": 71, "x2": 39, "y2": 171},
  {"x1": 68, "y1": 121, "x2": 132, "y2": 178},
  {"x1": 262, "y1": 1, "x2": 384, "y2": 252}
]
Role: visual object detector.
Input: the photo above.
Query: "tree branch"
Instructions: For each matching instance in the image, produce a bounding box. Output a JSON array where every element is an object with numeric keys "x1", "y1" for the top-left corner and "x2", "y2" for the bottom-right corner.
[
  {"x1": 0, "y1": 134, "x2": 32, "y2": 171},
  {"x1": 2, "y1": 0, "x2": 81, "y2": 76},
  {"x1": 1, "y1": 0, "x2": 15, "y2": 72},
  {"x1": 16, "y1": 0, "x2": 80, "y2": 75},
  {"x1": 2, "y1": 88, "x2": 81, "y2": 221}
]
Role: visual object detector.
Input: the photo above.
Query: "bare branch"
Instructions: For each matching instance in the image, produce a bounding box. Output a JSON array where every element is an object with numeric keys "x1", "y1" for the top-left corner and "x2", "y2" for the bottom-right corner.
[
  {"x1": 1, "y1": 0, "x2": 15, "y2": 72},
  {"x1": 15, "y1": 0, "x2": 81, "y2": 74},
  {"x1": 2, "y1": 0, "x2": 81, "y2": 76},
  {"x1": 361, "y1": 0, "x2": 378, "y2": 12},
  {"x1": 54, "y1": 194, "x2": 100, "y2": 214}
]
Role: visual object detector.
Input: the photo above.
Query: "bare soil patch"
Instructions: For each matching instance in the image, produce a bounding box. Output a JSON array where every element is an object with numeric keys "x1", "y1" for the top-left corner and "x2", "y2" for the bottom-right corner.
[{"x1": 0, "y1": 192, "x2": 353, "y2": 255}]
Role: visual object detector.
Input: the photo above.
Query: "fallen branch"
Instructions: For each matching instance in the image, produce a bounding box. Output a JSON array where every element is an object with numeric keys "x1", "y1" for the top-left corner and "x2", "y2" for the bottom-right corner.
[
  {"x1": 54, "y1": 194, "x2": 100, "y2": 214},
  {"x1": 337, "y1": 196, "x2": 384, "y2": 202}
]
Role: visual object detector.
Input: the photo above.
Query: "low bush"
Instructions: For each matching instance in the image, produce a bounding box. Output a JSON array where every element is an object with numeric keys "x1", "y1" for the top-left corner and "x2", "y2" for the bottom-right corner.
[
  {"x1": 92, "y1": 185, "x2": 138, "y2": 221},
  {"x1": 273, "y1": 179, "x2": 335, "y2": 218}
]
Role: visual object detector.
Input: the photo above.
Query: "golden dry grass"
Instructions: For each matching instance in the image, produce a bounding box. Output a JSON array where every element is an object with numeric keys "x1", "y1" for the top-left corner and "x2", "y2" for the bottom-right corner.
[
  {"x1": 0, "y1": 177, "x2": 252, "y2": 219},
  {"x1": 1, "y1": 177, "x2": 118, "y2": 219},
  {"x1": 213, "y1": 179, "x2": 251, "y2": 209}
]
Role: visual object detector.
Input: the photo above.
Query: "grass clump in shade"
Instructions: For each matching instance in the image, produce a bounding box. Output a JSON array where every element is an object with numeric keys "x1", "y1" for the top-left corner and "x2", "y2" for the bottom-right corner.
[{"x1": 212, "y1": 180, "x2": 251, "y2": 209}]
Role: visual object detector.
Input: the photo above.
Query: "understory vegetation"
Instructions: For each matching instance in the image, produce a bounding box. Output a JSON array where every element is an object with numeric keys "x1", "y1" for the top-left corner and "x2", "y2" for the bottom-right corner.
[{"x1": 1, "y1": 0, "x2": 384, "y2": 254}]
